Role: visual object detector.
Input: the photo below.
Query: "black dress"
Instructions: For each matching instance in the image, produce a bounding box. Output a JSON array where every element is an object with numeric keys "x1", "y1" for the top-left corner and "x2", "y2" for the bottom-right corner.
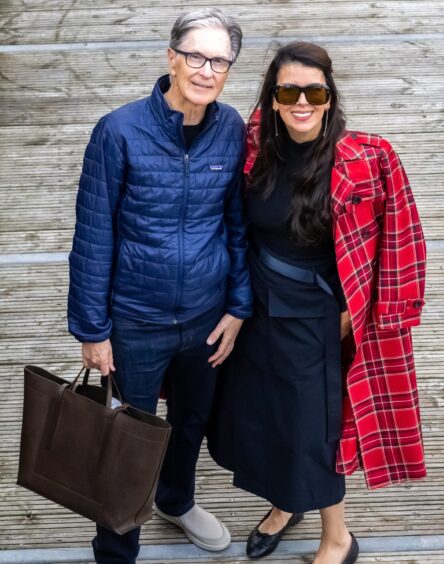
[{"x1": 208, "y1": 134, "x2": 346, "y2": 514}]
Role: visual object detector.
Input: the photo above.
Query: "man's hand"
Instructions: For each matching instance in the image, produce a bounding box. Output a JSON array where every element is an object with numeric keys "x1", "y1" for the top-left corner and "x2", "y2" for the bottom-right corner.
[
  {"x1": 340, "y1": 310, "x2": 352, "y2": 340},
  {"x1": 82, "y1": 339, "x2": 115, "y2": 376},
  {"x1": 207, "y1": 314, "x2": 244, "y2": 368}
]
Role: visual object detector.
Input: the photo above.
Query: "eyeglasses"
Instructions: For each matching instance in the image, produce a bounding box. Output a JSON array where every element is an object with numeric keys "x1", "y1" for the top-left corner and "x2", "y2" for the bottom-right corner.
[
  {"x1": 274, "y1": 83, "x2": 331, "y2": 105},
  {"x1": 172, "y1": 48, "x2": 232, "y2": 74}
]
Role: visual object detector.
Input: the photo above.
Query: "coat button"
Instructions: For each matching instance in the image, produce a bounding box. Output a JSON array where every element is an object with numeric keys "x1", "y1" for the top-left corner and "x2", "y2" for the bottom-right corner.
[
  {"x1": 362, "y1": 229, "x2": 371, "y2": 239},
  {"x1": 351, "y1": 195, "x2": 362, "y2": 204},
  {"x1": 413, "y1": 300, "x2": 422, "y2": 308}
]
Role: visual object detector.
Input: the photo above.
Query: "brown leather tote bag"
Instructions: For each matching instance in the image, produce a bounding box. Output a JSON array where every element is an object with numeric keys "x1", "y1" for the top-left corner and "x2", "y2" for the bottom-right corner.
[{"x1": 17, "y1": 365, "x2": 171, "y2": 534}]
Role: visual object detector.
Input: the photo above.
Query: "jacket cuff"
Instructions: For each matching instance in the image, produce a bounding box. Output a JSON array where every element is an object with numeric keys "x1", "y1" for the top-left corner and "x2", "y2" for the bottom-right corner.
[
  {"x1": 68, "y1": 316, "x2": 113, "y2": 343},
  {"x1": 373, "y1": 298, "x2": 425, "y2": 330},
  {"x1": 226, "y1": 308, "x2": 252, "y2": 320},
  {"x1": 226, "y1": 302, "x2": 253, "y2": 320}
]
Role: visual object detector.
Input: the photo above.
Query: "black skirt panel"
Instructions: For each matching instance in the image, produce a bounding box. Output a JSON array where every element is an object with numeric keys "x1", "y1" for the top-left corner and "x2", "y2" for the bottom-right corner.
[{"x1": 208, "y1": 249, "x2": 346, "y2": 514}]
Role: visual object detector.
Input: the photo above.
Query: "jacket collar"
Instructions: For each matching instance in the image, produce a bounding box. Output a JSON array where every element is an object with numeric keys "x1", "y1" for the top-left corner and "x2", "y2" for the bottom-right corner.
[
  {"x1": 334, "y1": 131, "x2": 366, "y2": 163},
  {"x1": 148, "y1": 74, "x2": 219, "y2": 135}
]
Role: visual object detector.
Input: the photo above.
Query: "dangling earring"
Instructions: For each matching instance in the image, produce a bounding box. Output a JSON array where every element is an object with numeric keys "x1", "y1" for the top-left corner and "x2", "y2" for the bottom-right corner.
[
  {"x1": 323, "y1": 110, "x2": 329, "y2": 137},
  {"x1": 274, "y1": 110, "x2": 279, "y2": 137}
]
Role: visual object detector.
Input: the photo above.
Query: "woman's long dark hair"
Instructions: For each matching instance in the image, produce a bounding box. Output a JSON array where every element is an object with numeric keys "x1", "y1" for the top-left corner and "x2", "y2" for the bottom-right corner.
[{"x1": 249, "y1": 42, "x2": 346, "y2": 245}]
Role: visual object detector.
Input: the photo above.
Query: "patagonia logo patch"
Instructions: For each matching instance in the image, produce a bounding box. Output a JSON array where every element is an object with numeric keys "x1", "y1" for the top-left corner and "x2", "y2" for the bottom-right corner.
[{"x1": 209, "y1": 164, "x2": 224, "y2": 171}]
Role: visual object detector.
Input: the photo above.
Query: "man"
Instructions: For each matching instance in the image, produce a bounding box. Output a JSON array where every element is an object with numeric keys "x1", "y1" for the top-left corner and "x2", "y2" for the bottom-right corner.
[{"x1": 68, "y1": 9, "x2": 251, "y2": 563}]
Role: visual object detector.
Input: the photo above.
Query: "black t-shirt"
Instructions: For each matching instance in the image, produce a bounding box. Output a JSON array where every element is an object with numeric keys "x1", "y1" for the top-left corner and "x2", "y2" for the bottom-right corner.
[{"x1": 183, "y1": 111, "x2": 207, "y2": 151}]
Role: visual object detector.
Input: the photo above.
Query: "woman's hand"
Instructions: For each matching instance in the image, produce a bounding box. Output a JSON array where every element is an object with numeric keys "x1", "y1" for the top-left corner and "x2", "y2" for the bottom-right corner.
[
  {"x1": 207, "y1": 314, "x2": 244, "y2": 368},
  {"x1": 340, "y1": 311, "x2": 352, "y2": 340},
  {"x1": 82, "y1": 339, "x2": 115, "y2": 376}
]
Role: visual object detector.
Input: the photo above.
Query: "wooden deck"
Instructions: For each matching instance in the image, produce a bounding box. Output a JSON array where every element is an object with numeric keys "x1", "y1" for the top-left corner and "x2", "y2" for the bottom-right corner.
[{"x1": 1, "y1": 0, "x2": 444, "y2": 562}]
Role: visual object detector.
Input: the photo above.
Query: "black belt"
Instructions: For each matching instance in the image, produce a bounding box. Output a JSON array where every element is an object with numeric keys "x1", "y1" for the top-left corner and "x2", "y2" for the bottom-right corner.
[
  {"x1": 256, "y1": 246, "x2": 342, "y2": 443},
  {"x1": 258, "y1": 247, "x2": 334, "y2": 297}
]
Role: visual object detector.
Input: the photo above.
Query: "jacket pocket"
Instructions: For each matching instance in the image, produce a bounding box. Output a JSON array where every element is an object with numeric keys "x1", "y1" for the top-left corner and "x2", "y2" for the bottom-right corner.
[
  {"x1": 345, "y1": 193, "x2": 386, "y2": 227},
  {"x1": 338, "y1": 194, "x2": 385, "y2": 264},
  {"x1": 214, "y1": 237, "x2": 231, "y2": 281},
  {"x1": 112, "y1": 238, "x2": 127, "y2": 290}
]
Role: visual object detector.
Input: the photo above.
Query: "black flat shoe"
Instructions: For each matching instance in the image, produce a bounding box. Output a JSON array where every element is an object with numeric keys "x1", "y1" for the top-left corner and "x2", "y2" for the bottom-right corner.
[
  {"x1": 343, "y1": 532, "x2": 359, "y2": 564},
  {"x1": 246, "y1": 509, "x2": 304, "y2": 560}
]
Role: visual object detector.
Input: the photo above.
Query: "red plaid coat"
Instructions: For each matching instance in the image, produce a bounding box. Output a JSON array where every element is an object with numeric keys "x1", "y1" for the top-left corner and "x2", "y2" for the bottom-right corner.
[{"x1": 245, "y1": 110, "x2": 427, "y2": 489}]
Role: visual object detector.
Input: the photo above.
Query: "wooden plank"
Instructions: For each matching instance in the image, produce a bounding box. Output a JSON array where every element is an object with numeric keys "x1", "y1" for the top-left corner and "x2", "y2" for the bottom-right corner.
[
  {"x1": 1, "y1": 450, "x2": 443, "y2": 548},
  {"x1": 0, "y1": 190, "x2": 440, "y2": 246},
  {"x1": 1, "y1": 417, "x2": 443, "y2": 513},
  {"x1": 2, "y1": 151, "x2": 443, "y2": 178},
  {"x1": 1, "y1": 42, "x2": 443, "y2": 126},
  {"x1": 1, "y1": 101, "x2": 442, "y2": 131},
  {"x1": 1, "y1": 95, "x2": 442, "y2": 130},
  {"x1": 1, "y1": 125, "x2": 444, "y2": 152},
  {"x1": 87, "y1": 554, "x2": 444, "y2": 564},
  {"x1": 0, "y1": 257, "x2": 441, "y2": 305},
  {"x1": 2, "y1": 0, "x2": 441, "y2": 11},
  {"x1": 0, "y1": 327, "x2": 441, "y2": 353},
  {"x1": 4, "y1": 331, "x2": 443, "y2": 367},
  {"x1": 0, "y1": 185, "x2": 440, "y2": 215},
  {"x1": 1, "y1": 127, "x2": 443, "y2": 183},
  {"x1": 1, "y1": 2, "x2": 443, "y2": 45},
  {"x1": 1, "y1": 41, "x2": 442, "y2": 93},
  {"x1": 0, "y1": 249, "x2": 441, "y2": 296},
  {"x1": 0, "y1": 221, "x2": 441, "y2": 255}
]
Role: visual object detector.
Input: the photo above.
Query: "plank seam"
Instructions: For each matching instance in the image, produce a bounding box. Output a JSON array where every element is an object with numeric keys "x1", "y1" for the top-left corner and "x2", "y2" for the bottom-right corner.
[
  {"x1": 1, "y1": 240, "x2": 444, "y2": 266},
  {"x1": 1, "y1": 535, "x2": 444, "y2": 563},
  {"x1": 1, "y1": 33, "x2": 444, "y2": 54}
]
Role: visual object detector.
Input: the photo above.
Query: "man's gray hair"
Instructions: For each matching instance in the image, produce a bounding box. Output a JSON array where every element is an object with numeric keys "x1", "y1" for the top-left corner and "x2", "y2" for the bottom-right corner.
[{"x1": 170, "y1": 9, "x2": 242, "y2": 62}]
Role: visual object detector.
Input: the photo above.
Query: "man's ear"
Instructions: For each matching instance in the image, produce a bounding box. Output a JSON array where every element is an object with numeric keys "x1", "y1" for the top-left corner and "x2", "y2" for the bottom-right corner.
[{"x1": 167, "y1": 47, "x2": 177, "y2": 77}]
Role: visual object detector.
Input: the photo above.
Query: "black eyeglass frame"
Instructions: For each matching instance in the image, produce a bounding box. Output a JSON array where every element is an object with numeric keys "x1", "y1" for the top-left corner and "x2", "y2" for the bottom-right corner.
[
  {"x1": 172, "y1": 48, "x2": 233, "y2": 74},
  {"x1": 274, "y1": 83, "x2": 331, "y2": 105}
]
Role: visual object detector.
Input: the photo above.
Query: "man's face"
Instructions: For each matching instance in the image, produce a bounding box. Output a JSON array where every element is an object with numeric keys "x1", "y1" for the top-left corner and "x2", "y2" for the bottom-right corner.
[{"x1": 168, "y1": 27, "x2": 232, "y2": 107}]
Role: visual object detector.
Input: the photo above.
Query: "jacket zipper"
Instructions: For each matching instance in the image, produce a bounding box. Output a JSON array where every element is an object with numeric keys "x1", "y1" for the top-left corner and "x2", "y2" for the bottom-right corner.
[
  {"x1": 174, "y1": 153, "x2": 190, "y2": 317},
  {"x1": 173, "y1": 112, "x2": 217, "y2": 320}
]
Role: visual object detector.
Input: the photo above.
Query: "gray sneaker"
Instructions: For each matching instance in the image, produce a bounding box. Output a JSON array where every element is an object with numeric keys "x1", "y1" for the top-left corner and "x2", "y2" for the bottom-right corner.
[{"x1": 154, "y1": 503, "x2": 231, "y2": 551}]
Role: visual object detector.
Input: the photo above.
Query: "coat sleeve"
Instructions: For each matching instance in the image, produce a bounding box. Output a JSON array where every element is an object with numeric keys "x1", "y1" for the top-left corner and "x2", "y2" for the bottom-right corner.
[
  {"x1": 373, "y1": 140, "x2": 426, "y2": 330},
  {"x1": 67, "y1": 116, "x2": 126, "y2": 342},
  {"x1": 223, "y1": 121, "x2": 252, "y2": 320}
]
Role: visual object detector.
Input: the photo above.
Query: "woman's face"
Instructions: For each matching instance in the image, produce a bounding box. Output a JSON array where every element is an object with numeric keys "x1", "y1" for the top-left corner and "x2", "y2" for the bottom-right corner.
[
  {"x1": 273, "y1": 62, "x2": 331, "y2": 143},
  {"x1": 168, "y1": 27, "x2": 232, "y2": 107}
]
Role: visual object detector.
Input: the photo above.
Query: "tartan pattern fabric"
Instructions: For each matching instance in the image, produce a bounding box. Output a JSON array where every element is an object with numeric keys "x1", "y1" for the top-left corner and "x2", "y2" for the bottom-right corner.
[{"x1": 245, "y1": 109, "x2": 427, "y2": 489}]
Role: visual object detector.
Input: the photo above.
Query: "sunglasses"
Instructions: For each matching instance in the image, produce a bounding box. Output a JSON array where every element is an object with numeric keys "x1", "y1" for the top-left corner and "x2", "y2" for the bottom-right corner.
[{"x1": 274, "y1": 83, "x2": 331, "y2": 105}]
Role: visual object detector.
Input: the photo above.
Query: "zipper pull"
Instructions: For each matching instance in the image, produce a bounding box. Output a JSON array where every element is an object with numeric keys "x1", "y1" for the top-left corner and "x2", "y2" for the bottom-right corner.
[{"x1": 184, "y1": 154, "x2": 190, "y2": 176}]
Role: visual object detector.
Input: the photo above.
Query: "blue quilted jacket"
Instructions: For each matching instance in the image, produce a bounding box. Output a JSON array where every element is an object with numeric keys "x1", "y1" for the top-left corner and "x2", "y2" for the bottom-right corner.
[{"x1": 68, "y1": 75, "x2": 252, "y2": 343}]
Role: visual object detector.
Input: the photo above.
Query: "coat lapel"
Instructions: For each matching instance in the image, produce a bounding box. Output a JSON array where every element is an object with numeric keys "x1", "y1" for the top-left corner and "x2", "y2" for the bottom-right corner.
[
  {"x1": 330, "y1": 167, "x2": 355, "y2": 217},
  {"x1": 330, "y1": 133, "x2": 366, "y2": 217}
]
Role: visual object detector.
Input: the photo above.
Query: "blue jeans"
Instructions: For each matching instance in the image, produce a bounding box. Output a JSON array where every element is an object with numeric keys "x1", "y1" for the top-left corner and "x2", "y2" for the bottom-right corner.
[{"x1": 92, "y1": 305, "x2": 223, "y2": 564}]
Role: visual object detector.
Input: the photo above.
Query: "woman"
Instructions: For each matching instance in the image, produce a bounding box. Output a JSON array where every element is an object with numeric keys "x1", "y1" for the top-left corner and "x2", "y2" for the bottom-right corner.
[
  {"x1": 68, "y1": 9, "x2": 251, "y2": 564},
  {"x1": 208, "y1": 41, "x2": 426, "y2": 563}
]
